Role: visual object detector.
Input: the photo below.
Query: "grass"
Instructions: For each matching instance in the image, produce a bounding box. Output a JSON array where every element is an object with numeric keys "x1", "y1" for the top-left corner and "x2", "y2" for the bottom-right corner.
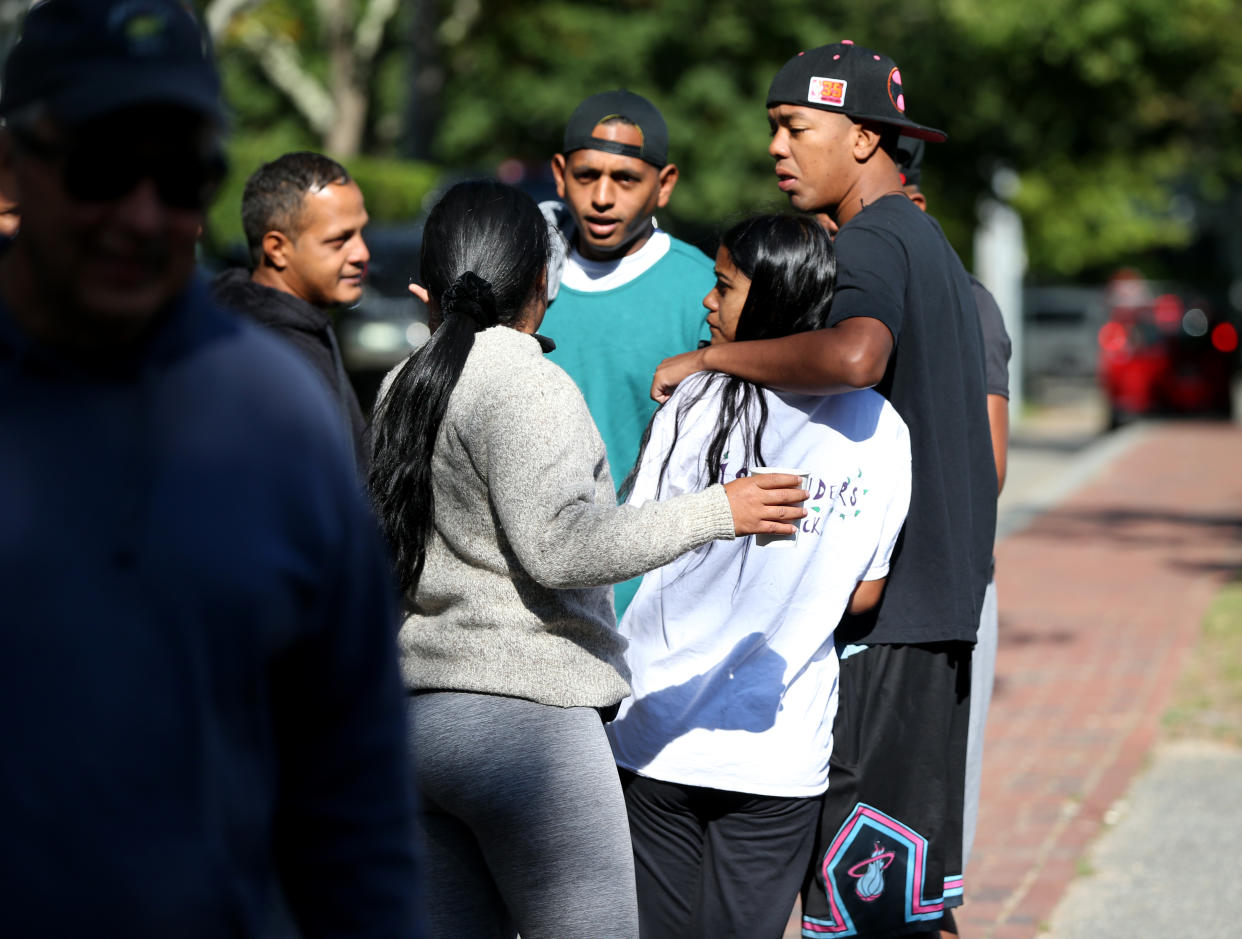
[{"x1": 1162, "y1": 575, "x2": 1242, "y2": 746}]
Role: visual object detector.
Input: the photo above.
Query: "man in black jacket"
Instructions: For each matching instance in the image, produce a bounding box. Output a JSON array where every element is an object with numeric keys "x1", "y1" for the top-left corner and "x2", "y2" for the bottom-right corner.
[{"x1": 214, "y1": 152, "x2": 371, "y2": 471}]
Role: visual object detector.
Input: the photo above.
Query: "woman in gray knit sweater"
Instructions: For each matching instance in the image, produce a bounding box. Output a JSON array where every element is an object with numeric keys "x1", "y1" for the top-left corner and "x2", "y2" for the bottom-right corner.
[{"x1": 369, "y1": 181, "x2": 806, "y2": 939}]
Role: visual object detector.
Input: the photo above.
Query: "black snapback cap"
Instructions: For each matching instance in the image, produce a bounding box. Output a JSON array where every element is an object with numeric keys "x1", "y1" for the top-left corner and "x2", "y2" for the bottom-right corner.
[
  {"x1": 562, "y1": 90, "x2": 669, "y2": 169},
  {"x1": 0, "y1": 0, "x2": 223, "y2": 126},
  {"x1": 766, "y1": 41, "x2": 945, "y2": 143}
]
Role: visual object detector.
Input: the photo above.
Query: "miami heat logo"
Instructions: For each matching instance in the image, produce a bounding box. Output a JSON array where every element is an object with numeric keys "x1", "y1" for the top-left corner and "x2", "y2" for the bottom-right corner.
[
  {"x1": 847, "y1": 841, "x2": 895, "y2": 901},
  {"x1": 805, "y1": 805, "x2": 957, "y2": 937}
]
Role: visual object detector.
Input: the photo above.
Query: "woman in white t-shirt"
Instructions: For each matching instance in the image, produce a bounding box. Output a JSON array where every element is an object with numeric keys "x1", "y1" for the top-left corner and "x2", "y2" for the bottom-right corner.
[{"x1": 607, "y1": 214, "x2": 912, "y2": 939}]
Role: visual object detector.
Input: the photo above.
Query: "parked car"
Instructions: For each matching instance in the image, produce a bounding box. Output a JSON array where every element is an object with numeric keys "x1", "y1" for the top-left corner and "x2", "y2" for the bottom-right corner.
[
  {"x1": 1021, "y1": 285, "x2": 1109, "y2": 381},
  {"x1": 1097, "y1": 278, "x2": 1237, "y2": 428},
  {"x1": 340, "y1": 222, "x2": 430, "y2": 412}
]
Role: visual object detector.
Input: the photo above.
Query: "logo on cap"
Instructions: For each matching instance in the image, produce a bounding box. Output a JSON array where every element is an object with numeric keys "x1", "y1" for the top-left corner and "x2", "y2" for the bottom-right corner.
[
  {"x1": 808, "y1": 77, "x2": 847, "y2": 108},
  {"x1": 109, "y1": 2, "x2": 172, "y2": 56}
]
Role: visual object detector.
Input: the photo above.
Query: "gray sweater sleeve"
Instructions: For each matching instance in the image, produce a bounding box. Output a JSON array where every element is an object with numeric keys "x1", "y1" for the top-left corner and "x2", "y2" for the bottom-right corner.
[{"x1": 473, "y1": 358, "x2": 735, "y2": 589}]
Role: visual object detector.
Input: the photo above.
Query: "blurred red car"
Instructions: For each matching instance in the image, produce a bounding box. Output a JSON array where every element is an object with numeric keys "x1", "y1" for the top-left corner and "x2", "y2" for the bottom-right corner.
[{"x1": 1098, "y1": 276, "x2": 1237, "y2": 428}]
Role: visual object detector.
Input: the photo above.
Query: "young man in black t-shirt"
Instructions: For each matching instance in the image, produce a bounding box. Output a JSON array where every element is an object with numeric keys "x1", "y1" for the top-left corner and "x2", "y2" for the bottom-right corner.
[{"x1": 651, "y1": 42, "x2": 996, "y2": 938}]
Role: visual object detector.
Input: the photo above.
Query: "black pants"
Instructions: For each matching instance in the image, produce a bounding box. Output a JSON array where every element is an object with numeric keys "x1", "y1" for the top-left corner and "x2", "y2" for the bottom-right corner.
[{"x1": 620, "y1": 770, "x2": 822, "y2": 939}]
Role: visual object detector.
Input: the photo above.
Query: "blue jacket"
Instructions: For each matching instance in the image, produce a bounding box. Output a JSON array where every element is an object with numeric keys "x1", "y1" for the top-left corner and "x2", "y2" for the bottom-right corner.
[{"x1": 0, "y1": 277, "x2": 421, "y2": 937}]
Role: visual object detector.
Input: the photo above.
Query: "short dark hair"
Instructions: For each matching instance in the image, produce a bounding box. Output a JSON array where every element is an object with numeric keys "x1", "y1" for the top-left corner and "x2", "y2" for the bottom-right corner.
[{"x1": 241, "y1": 151, "x2": 351, "y2": 267}]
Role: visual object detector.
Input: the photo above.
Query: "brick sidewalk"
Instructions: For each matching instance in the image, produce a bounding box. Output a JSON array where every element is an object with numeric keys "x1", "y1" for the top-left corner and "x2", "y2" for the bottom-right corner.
[{"x1": 959, "y1": 420, "x2": 1242, "y2": 937}]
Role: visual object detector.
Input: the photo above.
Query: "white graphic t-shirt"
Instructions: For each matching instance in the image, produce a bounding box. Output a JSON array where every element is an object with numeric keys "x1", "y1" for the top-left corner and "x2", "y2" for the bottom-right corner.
[{"x1": 607, "y1": 374, "x2": 911, "y2": 797}]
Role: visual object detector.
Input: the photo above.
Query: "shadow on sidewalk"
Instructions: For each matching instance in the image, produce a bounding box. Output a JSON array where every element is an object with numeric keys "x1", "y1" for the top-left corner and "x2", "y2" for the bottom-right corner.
[{"x1": 1015, "y1": 506, "x2": 1242, "y2": 557}]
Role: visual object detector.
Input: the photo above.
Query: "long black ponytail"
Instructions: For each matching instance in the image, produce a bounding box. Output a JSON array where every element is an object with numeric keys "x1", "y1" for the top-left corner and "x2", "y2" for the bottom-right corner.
[{"x1": 369, "y1": 180, "x2": 550, "y2": 598}]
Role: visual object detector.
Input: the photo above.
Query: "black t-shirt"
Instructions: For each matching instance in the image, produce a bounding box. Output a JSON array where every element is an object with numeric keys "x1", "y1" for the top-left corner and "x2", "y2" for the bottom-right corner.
[
  {"x1": 971, "y1": 275, "x2": 1012, "y2": 398},
  {"x1": 830, "y1": 195, "x2": 997, "y2": 645}
]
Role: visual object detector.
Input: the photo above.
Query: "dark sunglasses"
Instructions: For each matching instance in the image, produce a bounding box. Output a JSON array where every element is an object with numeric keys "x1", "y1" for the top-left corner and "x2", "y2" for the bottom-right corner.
[{"x1": 14, "y1": 130, "x2": 227, "y2": 211}]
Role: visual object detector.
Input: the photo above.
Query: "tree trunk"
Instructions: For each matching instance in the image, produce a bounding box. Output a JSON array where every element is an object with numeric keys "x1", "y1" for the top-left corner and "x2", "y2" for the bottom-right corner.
[
  {"x1": 207, "y1": 0, "x2": 404, "y2": 158},
  {"x1": 321, "y1": 0, "x2": 365, "y2": 157},
  {"x1": 326, "y1": 77, "x2": 368, "y2": 158}
]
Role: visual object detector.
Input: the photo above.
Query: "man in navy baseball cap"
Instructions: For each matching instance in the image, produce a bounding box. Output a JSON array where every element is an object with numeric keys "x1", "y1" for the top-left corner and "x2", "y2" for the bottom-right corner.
[
  {"x1": 0, "y1": 0, "x2": 228, "y2": 336},
  {"x1": 0, "y1": 3, "x2": 425, "y2": 936},
  {"x1": 649, "y1": 41, "x2": 995, "y2": 938}
]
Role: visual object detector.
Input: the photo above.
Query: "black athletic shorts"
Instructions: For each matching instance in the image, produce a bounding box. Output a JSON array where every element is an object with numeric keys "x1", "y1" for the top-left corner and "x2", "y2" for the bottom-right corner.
[
  {"x1": 621, "y1": 770, "x2": 821, "y2": 939},
  {"x1": 801, "y1": 641, "x2": 971, "y2": 939}
]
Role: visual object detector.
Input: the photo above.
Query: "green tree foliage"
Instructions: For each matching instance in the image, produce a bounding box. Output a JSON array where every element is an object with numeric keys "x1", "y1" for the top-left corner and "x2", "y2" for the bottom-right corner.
[
  {"x1": 429, "y1": 0, "x2": 1242, "y2": 278},
  {"x1": 200, "y1": 0, "x2": 1242, "y2": 280},
  {"x1": 203, "y1": 0, "x2": 408, "y2": 156},
  {"x1": 431, "y1": 0, "x2": 823, "y2": 242},
  {"x1": 935, "y1": 0, "x2": 1242, "y2": 276},
  {"x1": 199, "y1": 1, "x2": 438, "y2": 256}
]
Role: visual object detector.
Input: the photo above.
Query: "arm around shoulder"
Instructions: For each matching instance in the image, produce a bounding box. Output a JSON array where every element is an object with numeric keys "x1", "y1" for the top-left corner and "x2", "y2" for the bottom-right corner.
[
  {"x1": 697, "y1": 316, "x2": 892, "y2": 393},
  {"x1": 651, "y1": 317, "x2": 892, "y2": 402}
]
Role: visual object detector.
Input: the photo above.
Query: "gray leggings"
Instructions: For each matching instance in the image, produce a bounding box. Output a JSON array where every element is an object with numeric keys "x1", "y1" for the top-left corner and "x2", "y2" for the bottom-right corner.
[{"x1": 408, "y1": 692, "x2": 639, "y2": 939}]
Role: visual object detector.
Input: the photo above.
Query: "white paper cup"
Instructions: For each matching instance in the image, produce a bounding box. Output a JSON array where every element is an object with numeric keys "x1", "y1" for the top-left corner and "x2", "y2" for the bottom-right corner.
[{"x1": 751, "y1": 466, "x2": 809, "y2": 548}]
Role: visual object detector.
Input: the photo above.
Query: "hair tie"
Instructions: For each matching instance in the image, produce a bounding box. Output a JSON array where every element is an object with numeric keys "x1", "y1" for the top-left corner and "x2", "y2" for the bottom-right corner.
[{"x1": 442, "y1": 271, "x2": 497, "y2": 330}]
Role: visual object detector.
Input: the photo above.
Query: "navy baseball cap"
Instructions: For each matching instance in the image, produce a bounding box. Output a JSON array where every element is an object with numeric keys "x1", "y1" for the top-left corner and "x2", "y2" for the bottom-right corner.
[
  {"x1": 562, "y1": 90, "x2": 669, "y2": 169},
  {"x1": 0, "y1": 0, "x2": 223, "y2": 126},
  {"x1": 767, "y1": 41, "x2": 945, "y2": 143}
]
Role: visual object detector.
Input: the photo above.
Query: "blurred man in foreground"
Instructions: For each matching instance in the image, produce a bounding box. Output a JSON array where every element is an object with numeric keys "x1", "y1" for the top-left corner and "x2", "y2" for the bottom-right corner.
[
  {"x1": 214, "y1": 151, "x2": 371, "y2": 471},
  {"x1": 0, "y1": 1, "x2": 421, "y2": 935}
]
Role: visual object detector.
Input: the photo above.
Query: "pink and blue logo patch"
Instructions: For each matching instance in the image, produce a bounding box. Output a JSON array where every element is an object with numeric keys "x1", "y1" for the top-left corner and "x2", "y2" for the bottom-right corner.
[{"x1": 802, "y1": 803, "x2": 962, "y2": 937}]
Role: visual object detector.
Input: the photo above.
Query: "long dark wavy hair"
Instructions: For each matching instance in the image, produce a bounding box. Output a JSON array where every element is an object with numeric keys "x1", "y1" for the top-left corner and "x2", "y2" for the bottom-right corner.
[
  {"x1": 369, "y1": 180, "x2": 550, "y2": 597},
  {"x1": 622, "y1": 214, "x2": 837, "y2": 501}
]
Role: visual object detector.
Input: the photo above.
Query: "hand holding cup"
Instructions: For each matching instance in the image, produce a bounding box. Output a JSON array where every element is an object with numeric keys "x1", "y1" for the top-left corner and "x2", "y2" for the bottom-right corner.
[{"x1": 722, "y1": 471, "x2": 808, "y2": 538}]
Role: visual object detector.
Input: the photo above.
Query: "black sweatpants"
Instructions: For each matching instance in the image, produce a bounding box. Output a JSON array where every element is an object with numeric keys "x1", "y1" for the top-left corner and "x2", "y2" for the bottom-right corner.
[{"x1": 620, "y1": 770, "x2": 822, "y2": 939}]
